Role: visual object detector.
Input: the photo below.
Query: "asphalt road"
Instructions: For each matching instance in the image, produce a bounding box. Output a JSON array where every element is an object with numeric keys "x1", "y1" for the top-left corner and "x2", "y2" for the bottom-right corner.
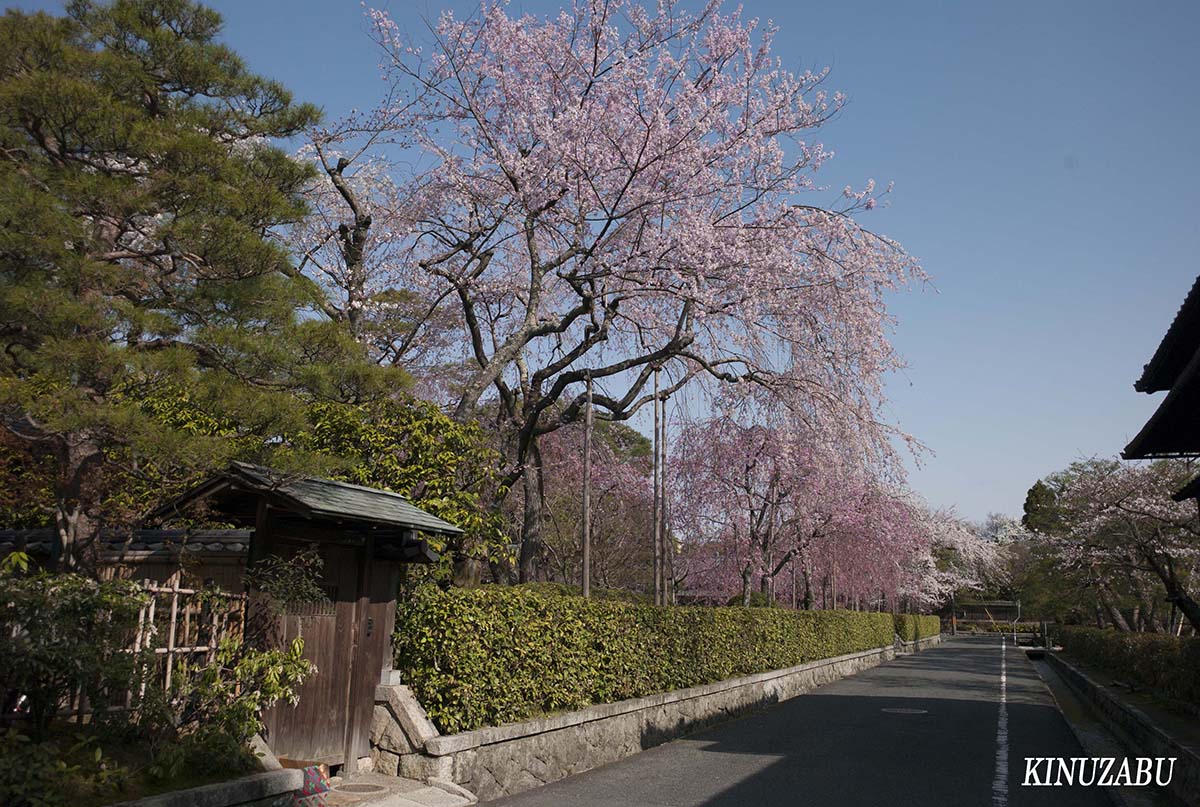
[{"x1": 487, "y1": 636, "x2": 1112, "y2": 807}]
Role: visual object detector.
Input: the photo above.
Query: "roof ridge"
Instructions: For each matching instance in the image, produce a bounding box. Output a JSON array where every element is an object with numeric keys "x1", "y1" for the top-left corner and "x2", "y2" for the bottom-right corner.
[
  {"x1": 231, "y1": 461, "x2": 412, "y2": 502},
  {"x1": 296, "y1": 474, "x2": 413, "y2": 502}
]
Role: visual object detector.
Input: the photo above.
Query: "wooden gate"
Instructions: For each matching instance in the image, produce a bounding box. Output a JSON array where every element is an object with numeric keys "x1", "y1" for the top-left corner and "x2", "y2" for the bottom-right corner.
[
  {"x1": 261, "y1": 543, "x2": 359, "y2": 765},
  {"x1": 141, "y1": 463, "x2": 458, "y2": 770}
]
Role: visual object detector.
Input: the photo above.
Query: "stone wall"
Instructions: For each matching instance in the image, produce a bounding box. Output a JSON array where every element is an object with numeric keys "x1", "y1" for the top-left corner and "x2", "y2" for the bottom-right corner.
[
  {"x1": 1048, "y1": 652, "x2": 1200, "y2": 807},
  {"x1": 374, "y1": 635, "x2": 940, "y2": 801}
]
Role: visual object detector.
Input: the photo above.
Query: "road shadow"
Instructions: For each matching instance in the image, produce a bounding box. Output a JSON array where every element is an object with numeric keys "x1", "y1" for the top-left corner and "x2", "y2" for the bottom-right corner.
[{"x1": 488, "y1": 638, "x2": 1112, "y2": 807}]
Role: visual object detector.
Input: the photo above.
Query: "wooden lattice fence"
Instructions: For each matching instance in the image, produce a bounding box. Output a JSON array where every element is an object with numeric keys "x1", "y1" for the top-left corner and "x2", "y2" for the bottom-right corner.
[
  {"x1": 56, "y1": 572, "x2": 247, "y2": 721},
  {"x1": 132, "y1": 571, "x2": 248, "y2": 697}
]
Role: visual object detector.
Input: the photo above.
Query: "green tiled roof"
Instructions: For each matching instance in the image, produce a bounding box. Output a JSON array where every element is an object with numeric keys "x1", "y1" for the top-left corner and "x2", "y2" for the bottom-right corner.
[{"x1": 225, "y1": 462, "x2": 463, "y2": 535}]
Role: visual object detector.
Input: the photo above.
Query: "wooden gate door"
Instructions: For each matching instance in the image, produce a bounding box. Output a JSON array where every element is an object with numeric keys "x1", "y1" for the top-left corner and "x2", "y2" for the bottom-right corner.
[{"x1": 261, "y1": 543, "x2": 360, "y2": 765}]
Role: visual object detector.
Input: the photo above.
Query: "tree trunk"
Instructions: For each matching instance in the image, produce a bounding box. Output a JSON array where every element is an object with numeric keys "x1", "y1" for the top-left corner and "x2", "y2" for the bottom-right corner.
[
  {"x1": 517, "y1": 440, "x2": 544, "y2": 583},
  {"x1": 1137, "y1": 546, "x2": 1200, "y2": 634},
  {"x1": 53, "y1": 432, "x2": 104, "y2": 571},
  {"x1": 1170, "y1": 591, "x2": 1200, "y2": 634},
  {"x1": 741, "y1": 564, "x2": 752, "y2": 607},
  {"x1": 802, "y1": 566, "x2": 813, "y2": 610},
  {"x1": 1097, "y1": 586, "x2": 1132, "y2": 631},
  {"x1": 452, "y1": 556, "x2": 482, "y2": 588},
  {"x1": 830, "y1": 554, "x2": 838, "y2": 610}
]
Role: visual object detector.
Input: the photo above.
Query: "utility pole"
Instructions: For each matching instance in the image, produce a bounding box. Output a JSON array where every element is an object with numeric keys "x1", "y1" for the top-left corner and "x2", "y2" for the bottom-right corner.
[
  {"x1": 652, "y1": 368, "x2": 662, "y2": 606},
  {"x1": 582, "y1": 373, "x2": 592, "y2": 599},
  {"x1": 791, "y1": 553, "x2": 798, "y2": 610},
  {"x1": 831, "y1": 549, "x2": 837, "y2": 610},
  {"x1": 660, "y1": 390, "x2": 671, "y2": 604}
]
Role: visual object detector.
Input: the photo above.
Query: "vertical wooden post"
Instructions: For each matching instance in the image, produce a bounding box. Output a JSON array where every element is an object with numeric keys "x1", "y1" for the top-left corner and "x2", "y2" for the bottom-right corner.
[
  {"x1": 652, "y1": 368, "x2": 662, "y2": 607},
  {"x1": 208, "y1": 605, "x2": 220, "y2": 665},
  {"x1": 582, "y1": 373, "x2": 593, "y2": 599},
  {"x1": 164, "y1": 572, "x2": 180, "y2": 693},
  {"x1": 128, "y1": 582, "x2": 149, "y2": 709},
  {"x1": 140, "y1": 582, "x2": 157, "y2": 702},
  {"x1": 345, "y1": 532, "x2": 374, "y2": 770}
]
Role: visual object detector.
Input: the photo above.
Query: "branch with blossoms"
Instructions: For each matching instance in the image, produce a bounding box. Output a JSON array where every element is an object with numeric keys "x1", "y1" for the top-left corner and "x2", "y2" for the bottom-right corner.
[
  {"x1": 1048, "y1": 458, "x2": 1200, "y2": 632},
  {"x1": 292, "y1": 0, "x2": 924, "y2": 581}
]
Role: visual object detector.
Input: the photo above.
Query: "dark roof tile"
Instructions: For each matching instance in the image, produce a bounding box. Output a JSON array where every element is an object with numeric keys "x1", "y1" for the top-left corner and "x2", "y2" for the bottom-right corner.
[{"x1": 1135, "y1": 275, "x2": 1200, "y2": 392}]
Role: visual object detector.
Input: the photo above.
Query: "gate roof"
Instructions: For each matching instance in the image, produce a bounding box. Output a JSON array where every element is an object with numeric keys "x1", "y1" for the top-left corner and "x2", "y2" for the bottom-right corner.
[{"x1": 147, "y1": 462, "x2": 463, "y2": 536}]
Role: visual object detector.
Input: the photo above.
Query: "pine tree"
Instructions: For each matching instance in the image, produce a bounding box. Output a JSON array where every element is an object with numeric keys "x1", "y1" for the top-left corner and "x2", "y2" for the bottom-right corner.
[{"x1": 0, "y1": 1, "x2": 384, "y2": 567}]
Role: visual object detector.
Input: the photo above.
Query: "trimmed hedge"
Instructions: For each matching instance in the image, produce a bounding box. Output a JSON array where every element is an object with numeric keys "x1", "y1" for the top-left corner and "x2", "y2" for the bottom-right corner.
[
  {"x1": 957, "y1": 621, "x2": 1041, "y2": 634},
  {"x1": 1057, "y1": 626, "x2": 1200, "y2": 709},
  {"x1": 893, "y1": 614, "x2": 941, "y2": 642},
  {"x1": 394, "y1": 586, "x2": 896, "y2": 734}
]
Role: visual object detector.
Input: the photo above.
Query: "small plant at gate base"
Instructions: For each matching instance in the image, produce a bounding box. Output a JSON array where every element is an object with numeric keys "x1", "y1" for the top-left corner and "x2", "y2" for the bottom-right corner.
[{"x1": 173, "y1": 636, "x2": 313, "y2": 746}]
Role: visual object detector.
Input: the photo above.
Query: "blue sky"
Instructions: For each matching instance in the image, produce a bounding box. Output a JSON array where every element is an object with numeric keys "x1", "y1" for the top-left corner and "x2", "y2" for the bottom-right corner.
[{"x1": 14, "y1": 0, "x2": 1200, "y2": 521}]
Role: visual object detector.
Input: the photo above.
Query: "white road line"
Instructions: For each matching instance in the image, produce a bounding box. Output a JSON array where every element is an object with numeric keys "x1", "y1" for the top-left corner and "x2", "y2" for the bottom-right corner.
[{"x1": 992, "y1": 637, "x2": 1009, "y2": 807}]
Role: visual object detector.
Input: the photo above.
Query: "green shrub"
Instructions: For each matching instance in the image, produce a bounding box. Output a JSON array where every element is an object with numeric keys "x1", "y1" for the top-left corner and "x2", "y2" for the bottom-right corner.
[
  {"x1": 0, "y1": 728, "x2": 124, "y2": 807},
  {"x1": 170, "y1": 636, "x2": 312, "y2": 746},
  {"x1": 725, "y1": 591, "x2": 777, "y2": 607},
  {"x1": 0, "y1": 570, "x2": 312, "y2": 805},
  {"x1": 893, "y1": 614, "x2": 942, "y2": 642},
  {"x1": 1056, "y1": 626, "x2": 1200, "y2": 709},
  {"x1": 394, "y1": 586, "x2": 896, "y2": 734},
  {"x1": 0, "y1": 573, "x2": 147, "y2": 737},
  {"x1": 509, "y1": 582, "x2": 650, "y2": 603}
]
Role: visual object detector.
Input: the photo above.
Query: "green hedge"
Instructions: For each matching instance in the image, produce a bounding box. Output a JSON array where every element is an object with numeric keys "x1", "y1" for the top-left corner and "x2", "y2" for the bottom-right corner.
[
  {"x1": 394, "y1": 586, "x2": 895, "y2": 734},
  {"x1": 1057, "y1": 626, "x2": 1200, "y2": 709},
  {"x1": 957, "y1": 621, "x2": 1041, "y2": 634},
  {"x1": 893, "y1": 614, "x2": 942, "y2": 642}
]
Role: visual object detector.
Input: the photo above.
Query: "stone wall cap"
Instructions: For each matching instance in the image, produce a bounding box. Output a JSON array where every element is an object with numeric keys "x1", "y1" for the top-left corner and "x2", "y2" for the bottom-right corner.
[
  {"x1": 110, "y1": 769, "x2": 303, "y2": 807},
  {"x1": 424, "y1": 644, "x2": 893, "y2": 756}
]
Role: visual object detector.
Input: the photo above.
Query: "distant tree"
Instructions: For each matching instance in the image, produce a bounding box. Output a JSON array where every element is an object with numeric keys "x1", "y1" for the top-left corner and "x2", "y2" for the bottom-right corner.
[
  {"x1": 1011, "y1": 461, "x2": 1200, "y2": 633},
  {"x1": 901, "y1": 505, "x2": 1003, "y2": 610},
  {"x1": 537, "y1": 419, "x2": 653, "y2": 591},
  {"x1": 1003, "y1": 537, "x2": 1095, "y2": 625},
  {"x1": 0, "y1": 1, "x2": 385, "y2": 567},
  {"x1": 1022, "y1": 480, "x2": 1062, "y2": 533},
  {"x1": 671, "y1": 405, "x2": 929, "y2": 610}
]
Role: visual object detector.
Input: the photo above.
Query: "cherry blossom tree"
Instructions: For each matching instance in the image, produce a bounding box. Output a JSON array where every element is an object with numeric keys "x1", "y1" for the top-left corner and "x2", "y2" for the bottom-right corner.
[
  {"x1": 536, "y1": 419, "x2": 654, "y2": 590},
  {"x1": 1053, "y1": 459, "x2": 1200, "y2": 633},
  {"x1": 899, "y1": 504, "x2": 1004, "y2": 610},
  {"x1": 299, "y1": 0, "x2": 922, "y2": 581},
  {"x1": 669, "y1": 414, "x2": 803, "y2": 606},
  {"x1": 669, "y1": 402, "x2": 932, "y2": 610}
]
